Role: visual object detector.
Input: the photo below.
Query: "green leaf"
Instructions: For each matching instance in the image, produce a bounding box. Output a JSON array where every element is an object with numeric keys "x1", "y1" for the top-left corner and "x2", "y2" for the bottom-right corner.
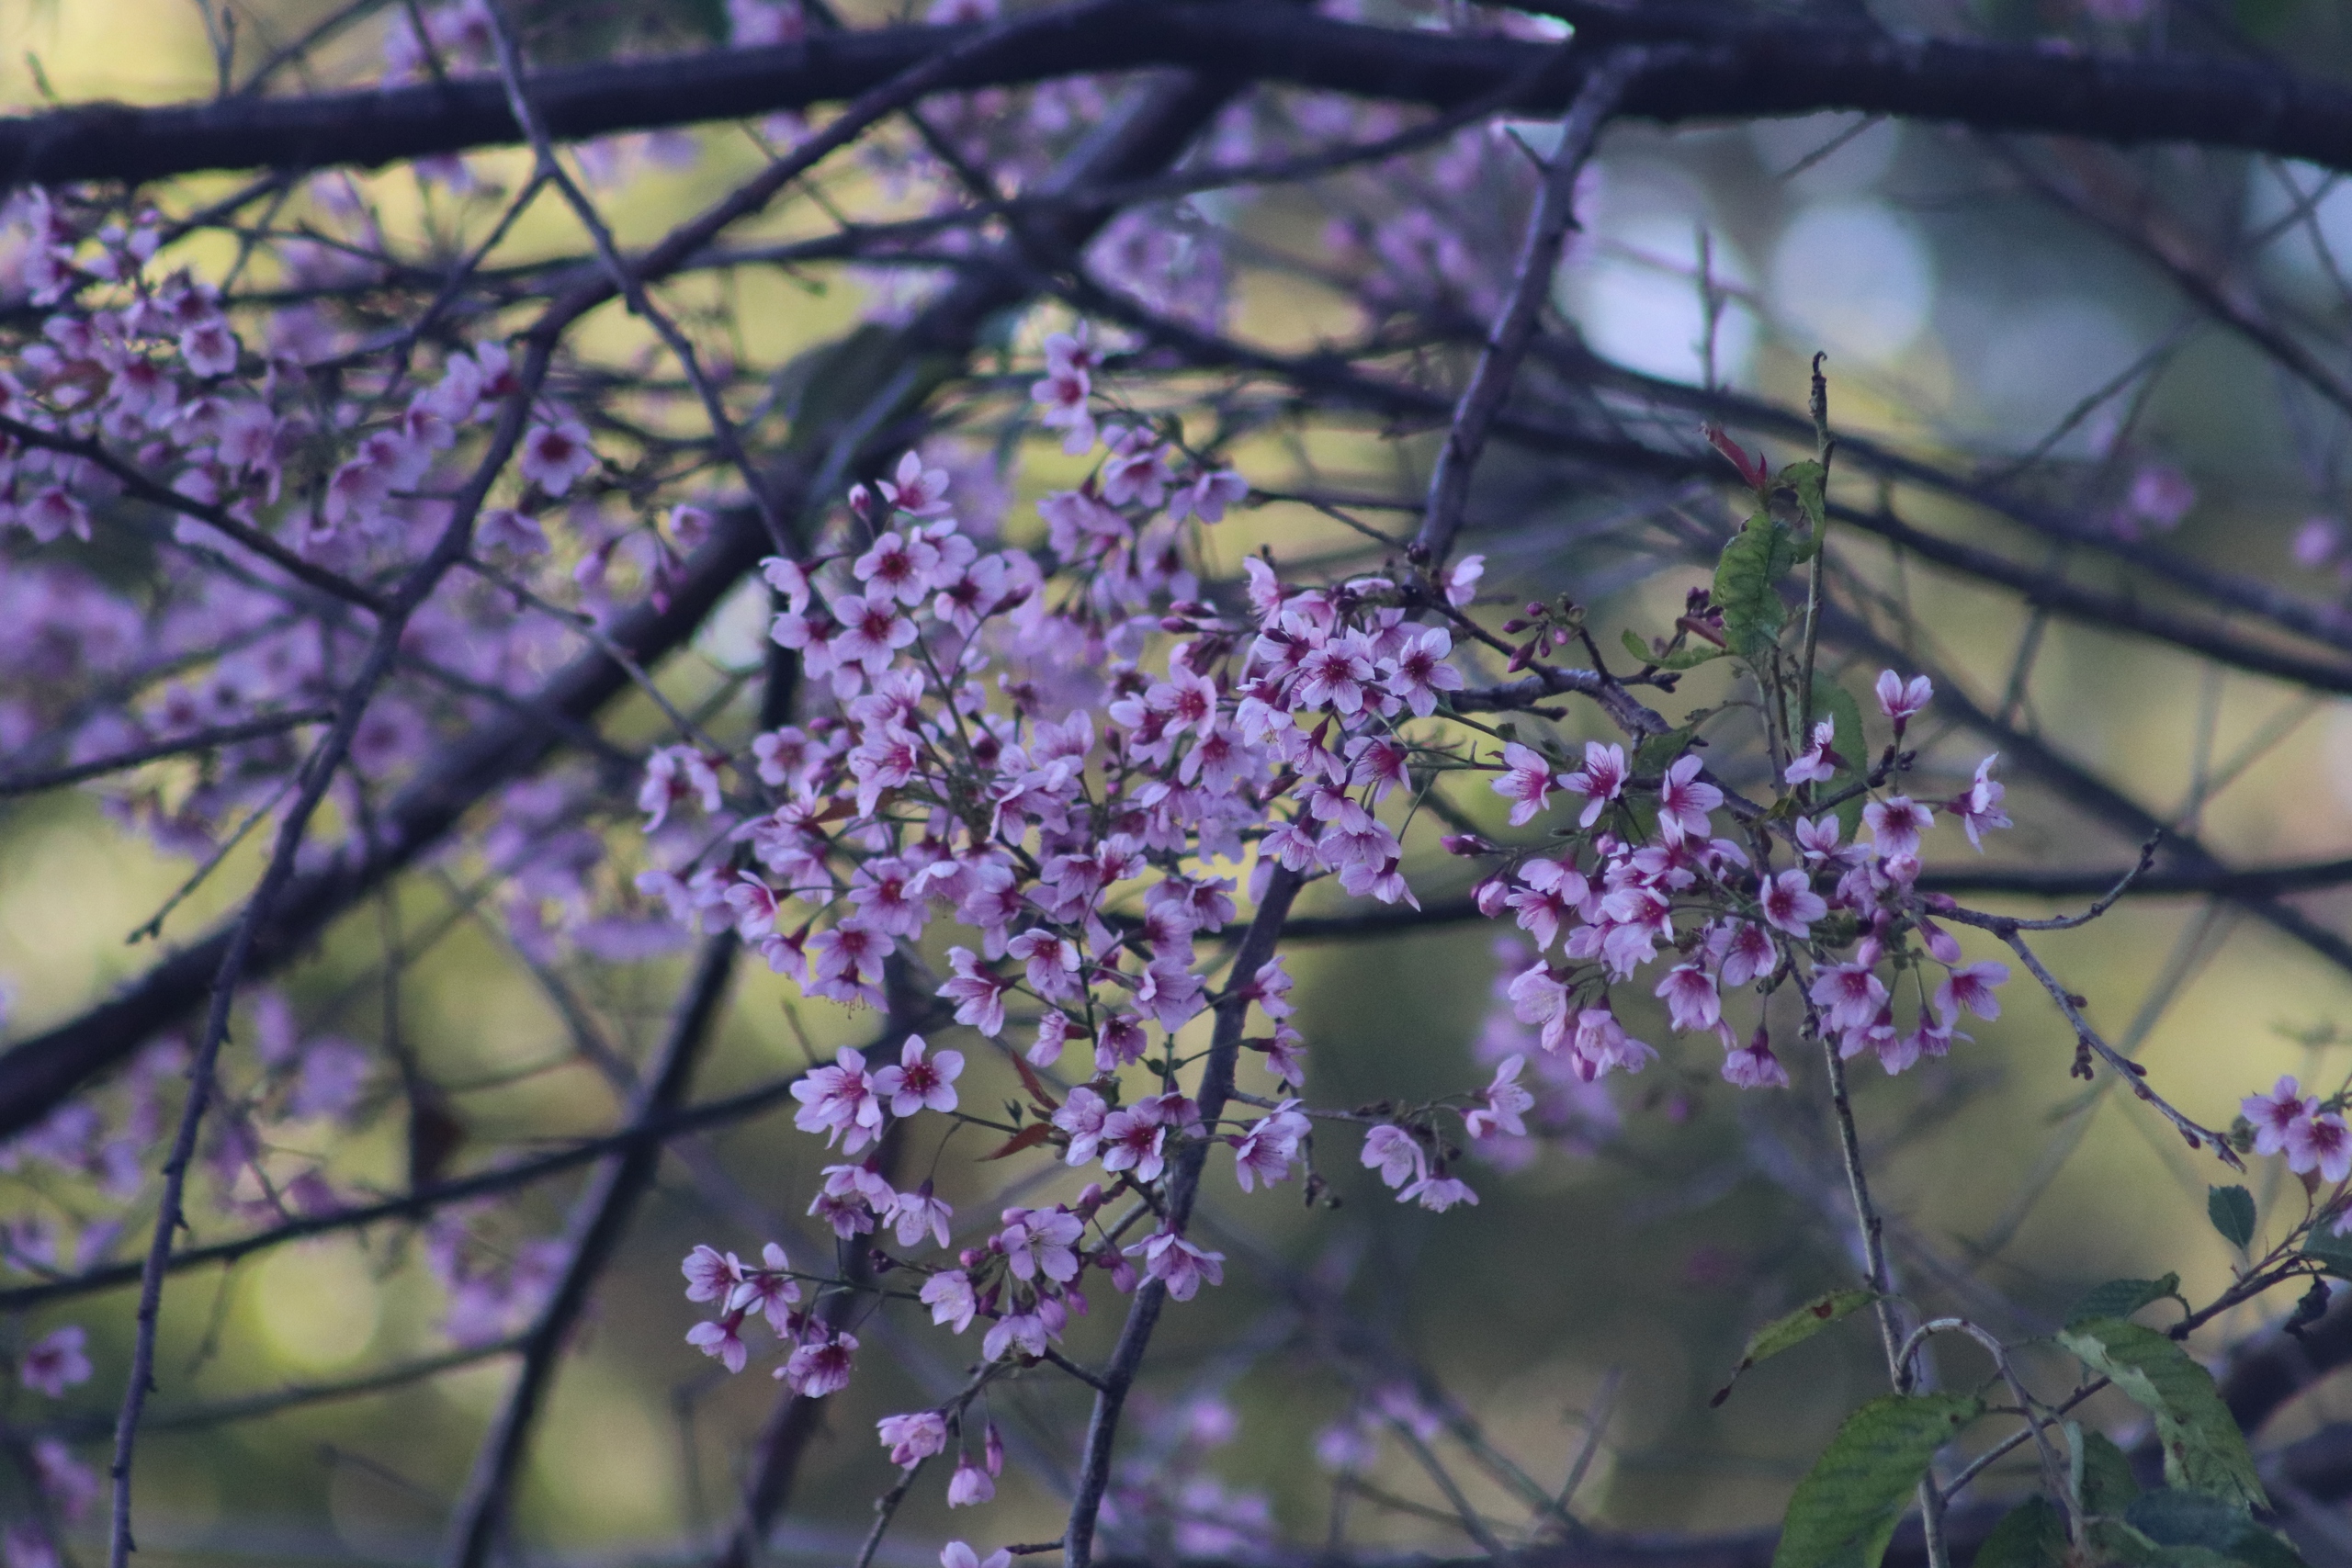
[
  {"x1": 2208, "y1": 1186, "x2": 2256, "y2": 1249},
  {"x1": 1710, "y1": 1290, "x2": 1879, "y2": 1406},
  {"x1": 1621, "y1": 626, "x2": 1726, "y2": 671},
  {"x1": 1770, "y1": 1392, "x2": 1980, "y2": 1568},
  {"x1": 1633, "y1": 724, "x2": 1703, "y2": 776},
  {"x1": 2084, "y1": 1517, "x2": 2231, "y2": 1568},
  {"x1": 2302, "y1": 1224, "x2": 2352, "y2": 1280},
  {"x1": 1713, "y1": 511, "x2": 1802, "y2": 660},
  {"x1": 2125, "y1": 1489, "x2": 2305, "y2": 1568},
  {"x1": 1779, "y1": 458, "x2": 1829, "y2": 537},
  {"x1": 2068, "y1": 1272, "x2": 2182, "y2": 1328},
  {"x1": 2058, "y1": 1319, "x2": 2266, "y2": 1509},
  {"x1": 1973, "y1": 1496, "x2": 2067, "y2": 1568},
  {"x1": 2077, "y1": 1427, "x2": 2142, "y2": 1517}
]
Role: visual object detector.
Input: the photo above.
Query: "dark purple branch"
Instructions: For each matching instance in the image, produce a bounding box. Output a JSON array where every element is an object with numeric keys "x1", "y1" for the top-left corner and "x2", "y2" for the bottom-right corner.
[
  {"x1": 0, "y1": 1058, "x2": 838, "y2": 1315},
  {"x1": 0, "y1": 705, "x2": 335, "y2": 797},
  {"x1": 1822, "y1": 603, "x2": 2352, "y2": 982},
  {"x1": 20, "y1": 6, "x2": 2352, "y2": 192},
  {"x1": 1413, "y1": 47, "x2": 1645, "y2": 569},
  {"x1": 439, "y1": 935, "x2": 736, "y2": 1568},
  {"x1": 1065, "y1": 865, "x2": 1304, "y2": 1568},
  {"x1": 1069, "y1": 286, "x2": 2352, "y2": 703},
  {"x1": 27, "y1": 1334, "x2": 526, "y2": 1443}
]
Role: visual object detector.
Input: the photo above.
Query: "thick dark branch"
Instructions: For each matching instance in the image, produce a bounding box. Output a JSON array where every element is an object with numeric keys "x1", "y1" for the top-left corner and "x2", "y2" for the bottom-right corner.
[{"x1": 20, "y1": 7, "x2": 2352, "y2": 190}]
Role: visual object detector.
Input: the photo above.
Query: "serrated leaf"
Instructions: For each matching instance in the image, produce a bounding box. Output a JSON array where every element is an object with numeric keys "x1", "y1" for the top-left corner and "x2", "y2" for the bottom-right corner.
[
  {"x1": 2126, "y1": 1490, "x2": 2305, "y2": 1568},
  {"x1": 1779, "y1": 458, "x2": 1829, "y2": 537},
  {"x1": 2084, "y1": 1517, "x2": 2227, "y2": 1568},
  {"x1": 1712, "y1": 1290, "x2": 1878, "y2": 1406},
  {"x1": 1009, "y1": 1048, "x2": 1061, "y2": 1112},
  {"x1": 2078, "y1": 1427, "x2": 2142, "y2": 1517},
  {"x1": 1973, "y1": 1496, "x2": 2067, "y2": 1568},
  {"x1": 1621, "y1": 627, "x2": 1727, "y2": 671},
  {"x1": 983, "y1": 1122, "x2": 1053, "y2": 1160},
  {"x1": 2208, "y1": 1186, "x2": 2256, "y2": 1249},
  {"x1": 2058, "y1": 1319, "x2": 2265, "y2": 1509},
  {"x1": 1770, "y1": 1392, "x2": 1980, "y2": 1568},
  {"x1": 1634, "y1": 724, "x2": 1703, "y2": 776},
  {"x1": 1713, "y1": 511, "x2": 1802, "y2": 660},
  {"x1": 2069, "y1": 1272, "x2": 2182, "y2": 1328},
  {"x1": 2301, "y1": 1224, "x2": 2352, "y2": 1280}
]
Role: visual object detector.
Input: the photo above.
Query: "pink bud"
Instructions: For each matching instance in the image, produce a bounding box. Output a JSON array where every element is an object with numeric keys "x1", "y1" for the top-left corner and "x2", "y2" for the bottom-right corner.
[{"x1": 1473, "y1": 874, "x2": 1511, "y2": 918}]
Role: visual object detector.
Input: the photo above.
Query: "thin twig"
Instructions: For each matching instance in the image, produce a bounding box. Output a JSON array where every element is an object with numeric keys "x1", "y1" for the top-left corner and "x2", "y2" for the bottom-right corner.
[
  {"x1": 0, "y1": 706, "x2": 334, "y2": 797},
  {"x1": 439, "y1": 935, "x2": 739, "y2": 1568},
  {"x1": 1064, "y1": 865, "x2": 1304, "y2": 1568}
]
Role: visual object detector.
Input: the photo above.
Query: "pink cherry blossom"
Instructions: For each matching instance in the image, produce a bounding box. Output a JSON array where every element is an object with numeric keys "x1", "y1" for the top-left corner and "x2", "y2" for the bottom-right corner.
[
  {"x1": 1381, "y1": 626, "x2": 1464, "y2": 716},
  {"x1": 2245, "y1": 1077, "x2": 2317, "y2": 1156},
  {"x1": 1400, "y1": 1172, "x2": 1478, "y2": 1212},
  {"x1": 780, "y1": 1331, "x2": 859, "y2": 1397},
  {"x1": 517, "y1": 419, "x2": 595, "y2": 495},
  {"x1": 1560, "y1": 742, "x2": 1629, "y2": 827},
  {"x1": 878, "y1": 449, "x2": 952, "y2": 516},
  {"x1": 1490, "y1": 742, "x2": 1556, "y2": 826},
  {"x1": 1758, "y1": 868, "x2": 1826, "y2": 939},
  {"x1": 1810, "y1": 963, "x2": 1888, "y2": 1032},
  {"x1": 1168, "y1": 468, "x2": 1248, "y2": 523},
  {"x1": 1932, "y1": 961, "x2": 2008, "y2": 1025},
  {"x1": 1125, "y1": 1229, "x2": 1225, "y2": 1300},
  {"x1": 682, "y1": 1244, "x2": 739, "y2": 1303},
  {"x1": 1783, "y1": 719, "x2": 1839, "y2": 786},
  {"x1": 2288, "y1": 1111, "x2": 2352, "y2": 1185},
  {"x1": 1360, "y1": 1123, "x2": 1426, "y2": 1189},
  {"x1": 1948, "y1": 755, "x2": 2011, "y2": 849},
  {"x1": 1464, "y1": 1056, "x2": 1533, "y2": 1140},
  {"x1": 1654, "y1": 754, "x2": 1722, "y2": 844},
  {"x1": 873, "y1": 1036, "x2": 964, "y2": 1116},
  {"x1": 1721, "y1": 1025, "x2": 1790, "y2": 1089},
  {"x1": 947, "y1": 1454, "x2": 996, "y2": 1506},
  {"x1": 1654, "y1": 964, "x2": 1721, "y2": 1032},
  {"x1": 1862, "y1": 795, "x2": 1934, "y2": 860},
  {"x1": 1874, "y1": 670, "x2": 1933, "y2": 725},
  {"x1": 877, "y1": 1410, "x2": 949, "y2": 1468},
  {"x1": 922, "y1": 1269, "x2": 978, "y2": 1333},
  {"x1": 1231, "y1": 1100, "x2": 1310, "y2": 1190},
  {"x1": 17, "y1": 1326, "x2": 90, "y2": 1398},
  {"x1": 939, "y1": 948, "x2": 1012, "y2": 1036}
]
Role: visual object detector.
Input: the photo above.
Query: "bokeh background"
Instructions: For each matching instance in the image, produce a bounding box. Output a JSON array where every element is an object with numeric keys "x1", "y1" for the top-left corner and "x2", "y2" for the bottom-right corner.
[{"x1": 9, "y1": 0, "x2": 2352, "y2": 1561}]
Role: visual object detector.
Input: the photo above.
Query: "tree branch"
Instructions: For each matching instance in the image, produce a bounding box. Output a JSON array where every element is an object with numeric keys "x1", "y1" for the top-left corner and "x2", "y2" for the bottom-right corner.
[
  {"x1": 439, "y1": 934, "x2": 737, "y2": 1568},
  {"x1": 19, "y1": 6, "x2": 2352, "y2": 191},
  {"x1": 1413, "y1": 46, "x2": 1645, "y2": 569},
  {"x1": 1064, "y1": 864, "x2": 1304, "y2": 1568}
]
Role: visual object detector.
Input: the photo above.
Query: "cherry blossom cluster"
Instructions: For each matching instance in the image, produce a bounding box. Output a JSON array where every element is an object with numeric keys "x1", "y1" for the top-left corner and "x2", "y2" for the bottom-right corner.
[
  {"x1": 662, "y1": 317, "x2": 2025, "y2": 1541},
  {"x1": 2243, "y1": 1076, "x2": 2352, "y2": 1198}
]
